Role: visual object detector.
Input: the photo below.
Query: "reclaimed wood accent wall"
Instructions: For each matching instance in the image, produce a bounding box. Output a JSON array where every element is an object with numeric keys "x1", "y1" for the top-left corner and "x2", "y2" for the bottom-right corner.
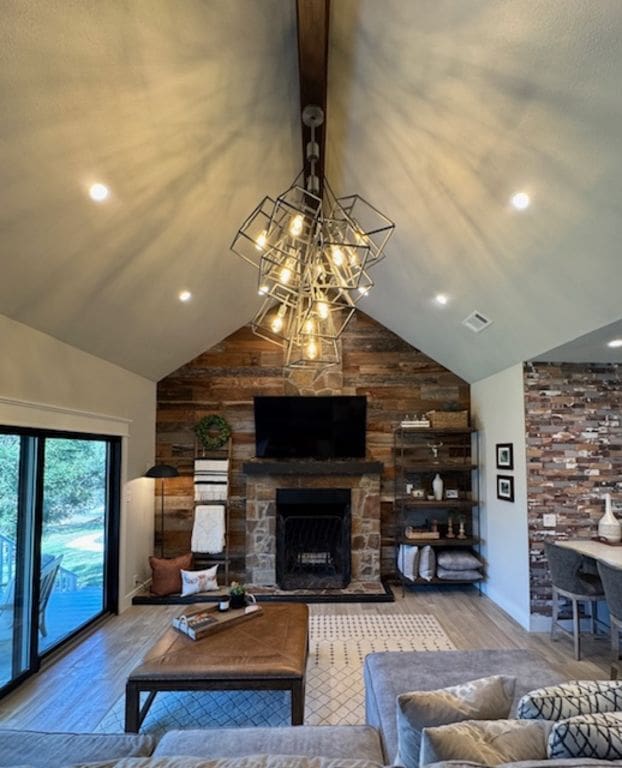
[
  {"x1": 156, "y1": 310, "x2": 469, "y2": 579},
  {"x1": 525, "y1": 361, "x2": 622, "y2": 616}
]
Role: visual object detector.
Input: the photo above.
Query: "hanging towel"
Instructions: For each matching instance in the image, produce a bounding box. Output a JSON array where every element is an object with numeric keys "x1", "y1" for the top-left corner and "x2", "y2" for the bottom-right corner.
[
  {"x1": 191, "y1": 505, "x2": 225, "y2": 554},
  {"x1": 194, "y1": 458, "x2": 228, "y2": 501}
]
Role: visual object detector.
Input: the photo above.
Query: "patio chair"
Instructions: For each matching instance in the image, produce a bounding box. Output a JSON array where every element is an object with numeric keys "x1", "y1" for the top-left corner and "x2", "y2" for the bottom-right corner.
[{"x1": 0, "y1": 554, "x2": 63, "y2": 637}]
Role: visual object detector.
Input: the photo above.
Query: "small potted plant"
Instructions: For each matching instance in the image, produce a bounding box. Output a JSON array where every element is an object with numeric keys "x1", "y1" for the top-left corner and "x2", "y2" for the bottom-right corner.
[{"x1": 229, "y1": 581, "x2": 247, "y2": 609}]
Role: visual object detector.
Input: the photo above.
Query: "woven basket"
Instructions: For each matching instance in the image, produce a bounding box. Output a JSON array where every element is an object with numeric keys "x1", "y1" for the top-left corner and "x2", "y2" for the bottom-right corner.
[{"x1": 428, "y1": 410, "x2": 469, "y2": 429}]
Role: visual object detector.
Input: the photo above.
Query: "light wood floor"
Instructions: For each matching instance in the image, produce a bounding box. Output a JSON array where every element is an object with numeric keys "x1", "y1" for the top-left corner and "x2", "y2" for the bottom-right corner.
[{"x1": 0, "y1": 588, "x2": 613, "y2": 731}]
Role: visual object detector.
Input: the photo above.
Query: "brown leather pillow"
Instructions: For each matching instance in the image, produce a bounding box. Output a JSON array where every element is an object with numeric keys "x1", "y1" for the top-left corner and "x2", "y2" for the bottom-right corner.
[{"x1": 149, "y1": 553, "x2": 192, "y2": 596}]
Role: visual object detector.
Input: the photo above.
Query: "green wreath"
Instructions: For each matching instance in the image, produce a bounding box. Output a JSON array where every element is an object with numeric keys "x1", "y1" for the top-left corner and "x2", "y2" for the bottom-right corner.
[{"x1": 194, "y1": 414, "x2": 232, "y2": 450}]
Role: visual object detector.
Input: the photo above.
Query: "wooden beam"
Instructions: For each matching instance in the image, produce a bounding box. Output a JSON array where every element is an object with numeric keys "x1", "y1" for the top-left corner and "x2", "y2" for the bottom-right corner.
[{"x1": 296, "y1": 0, "x2": 330, "y2": 195}]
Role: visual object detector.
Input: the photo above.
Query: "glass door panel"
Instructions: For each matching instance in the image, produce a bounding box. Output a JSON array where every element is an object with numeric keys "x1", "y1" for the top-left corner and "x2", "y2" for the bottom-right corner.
[
  {"x1": 39, "y1": 438, "x2": 108, "y2": 654},
  {"x1": 0, "y1": 434, "x2": 34, "y2": 689}
]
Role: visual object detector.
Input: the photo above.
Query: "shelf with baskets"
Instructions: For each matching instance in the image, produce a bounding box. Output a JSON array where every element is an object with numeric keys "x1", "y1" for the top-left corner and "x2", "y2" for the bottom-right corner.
[
  {"x1": 191, "y1": 438, "x2": 232, "y2": 586},
  {"x1": 393, "y1": 426, "x2": 483, "y2": 589}
]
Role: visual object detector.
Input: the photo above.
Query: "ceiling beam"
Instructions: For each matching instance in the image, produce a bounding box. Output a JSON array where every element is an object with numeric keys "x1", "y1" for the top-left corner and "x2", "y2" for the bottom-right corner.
[{"x1": 296, "y1": 0, "x2": 329, "y2": 196}]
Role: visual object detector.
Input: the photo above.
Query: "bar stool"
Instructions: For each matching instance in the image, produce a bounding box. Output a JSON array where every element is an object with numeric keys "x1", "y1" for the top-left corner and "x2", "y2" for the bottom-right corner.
[
  {"x1": 545, "y1": 542, "x2": 606, "y2": 660},
  {"x1": 596, "y1": 560, "x2": 622, "y2": 679}
]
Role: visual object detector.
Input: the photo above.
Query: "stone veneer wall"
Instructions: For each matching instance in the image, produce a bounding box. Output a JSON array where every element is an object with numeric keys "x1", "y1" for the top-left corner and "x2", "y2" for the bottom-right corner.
[
  {"x1": 155, "y1": 310, "x2": 469, "y2": 579},
  {"x1": 245, "y1": 471, "x2": 381, "y2": 585},
  {"x1": 524, "y1": 362, "x2": 622, "y2": 616}
]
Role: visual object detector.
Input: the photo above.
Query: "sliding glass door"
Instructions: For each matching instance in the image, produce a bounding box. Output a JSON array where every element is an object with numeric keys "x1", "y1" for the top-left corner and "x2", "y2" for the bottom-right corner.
[{"x1": 0, "y1": 428, "x2": 120, "y2": 696}]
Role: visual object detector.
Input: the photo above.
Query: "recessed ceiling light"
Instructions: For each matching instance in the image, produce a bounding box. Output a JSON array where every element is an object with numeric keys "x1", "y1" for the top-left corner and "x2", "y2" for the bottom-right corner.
[
  {"x1": 178, "y1": 290, "x2": 192, "y2": 302},
  {"x1": 510, "y1": 191, "x2": 530, "y2": 211},
  {"x1": 89, "y1": 182, "x2": 109, "y2": 202},
  {"x1": 607, "y1": 338, "x2": 622, "y2": 348},
  {"x1": 435, "y1": 294, "x2": 448, "y2": 305}
]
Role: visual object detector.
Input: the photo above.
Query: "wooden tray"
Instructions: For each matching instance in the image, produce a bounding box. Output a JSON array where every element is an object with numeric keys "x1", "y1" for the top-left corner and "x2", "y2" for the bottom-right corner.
[
  {"x1": 591, "y1": 536, "x2": 622, "y2": 547},
  {"x1": 173, "y1": 603, "x2": 263, "y2": 640}
]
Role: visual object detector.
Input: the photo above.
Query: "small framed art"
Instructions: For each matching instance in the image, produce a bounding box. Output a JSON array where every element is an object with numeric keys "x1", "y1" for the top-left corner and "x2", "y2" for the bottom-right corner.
[
  {"x1": 497, "y1": 474, "x2": 514, "y2": 502},
  {"x1": 496, "y1": 443, "x2": 514, "y2": 470}
]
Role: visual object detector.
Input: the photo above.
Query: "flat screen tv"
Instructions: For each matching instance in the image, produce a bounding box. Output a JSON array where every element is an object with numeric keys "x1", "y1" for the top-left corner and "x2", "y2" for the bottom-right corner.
[{"x1": 254, "y1": 396, "x2": 366, "y2": 459}]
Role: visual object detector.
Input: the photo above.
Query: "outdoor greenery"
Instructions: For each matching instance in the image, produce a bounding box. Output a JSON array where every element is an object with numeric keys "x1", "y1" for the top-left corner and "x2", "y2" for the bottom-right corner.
[
  {"x1": 0, "y1": 436, "x2": 107, "y2": 587},
  {"x1": 0, "y1": 436, "x2": 106, "y2": 537}
]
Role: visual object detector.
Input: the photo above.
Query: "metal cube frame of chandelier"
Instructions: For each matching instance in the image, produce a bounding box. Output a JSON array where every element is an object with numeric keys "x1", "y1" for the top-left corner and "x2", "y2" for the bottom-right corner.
[{"x1": 231, "y1": 174, "x2": 394, "y2": 367}]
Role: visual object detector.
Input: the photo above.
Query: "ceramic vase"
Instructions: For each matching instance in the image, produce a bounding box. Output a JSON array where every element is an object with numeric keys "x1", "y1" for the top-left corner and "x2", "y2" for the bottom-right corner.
[
  {"x1": 598, "y1": 493, "x2": 621, "y2": 543},
  {"x1": 432, "y1": 473, "x2": 444, "y2": 501}
]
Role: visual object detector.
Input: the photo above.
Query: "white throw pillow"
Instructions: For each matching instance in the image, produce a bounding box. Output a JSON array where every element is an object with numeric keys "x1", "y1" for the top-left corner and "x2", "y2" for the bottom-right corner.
[{"x1": 180, "y1": 565, "x2": 219, "y2": 596}]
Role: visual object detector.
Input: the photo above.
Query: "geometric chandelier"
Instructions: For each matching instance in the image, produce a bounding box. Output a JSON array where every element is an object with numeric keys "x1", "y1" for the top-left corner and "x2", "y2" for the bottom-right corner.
[{"x1": 231, "y1": 105, "x2": 394, "y2": 370}]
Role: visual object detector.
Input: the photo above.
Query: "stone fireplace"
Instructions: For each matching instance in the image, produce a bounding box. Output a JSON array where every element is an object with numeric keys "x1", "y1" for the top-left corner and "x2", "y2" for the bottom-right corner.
[
  {"x1": 243, "y1": 460, "x2": 383, "y2": 586},
  {"x1": 276, "y1": 488, "x2": 351, "y2": 589}
]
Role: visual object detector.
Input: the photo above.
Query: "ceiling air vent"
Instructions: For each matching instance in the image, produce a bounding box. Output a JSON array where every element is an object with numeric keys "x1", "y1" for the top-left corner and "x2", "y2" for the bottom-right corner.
[{"x1": 462, "y1": 310, "x2": 492, "y2": 333}]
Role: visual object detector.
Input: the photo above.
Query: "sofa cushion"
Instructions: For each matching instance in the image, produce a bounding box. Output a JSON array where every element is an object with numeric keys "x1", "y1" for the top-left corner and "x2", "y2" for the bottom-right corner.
[
  {"x1": 154, "y1": 726, "x2": 383, "y2": 763},
  {"x1": 420, "y1": 718, "x2": 552, "y2": 766},
  {"x1": 363, "y1": 649, "x2": 564, "y2": 762},
  {"x1": 0, "y1": 728, "x2": 154, "y2": 768},
  {"x1": 396, "y1": 676, "x2": 515, "y2": 768},
  {"x1": 65, "y1": 756, "x2": 385, "y2": 768},
  {"x1": 517, "y1": 680, "x2": 622, "y2": 721},
  {"x1": 149, "y1": 554, "x2": 193, "y2": 596},
  {"x1": 548, "y1": 711, "x2": 622, "y2": 760}
]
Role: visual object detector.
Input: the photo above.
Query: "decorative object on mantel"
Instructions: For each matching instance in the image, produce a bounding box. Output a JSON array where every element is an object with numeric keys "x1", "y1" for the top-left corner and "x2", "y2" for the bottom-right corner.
[
  {"x1": 401, "y1": 414, "x2": 430, "y2": 428},
  {"x1": 405, "y1": 526, "x2": 440, "y2": 541},
  {"x1": 144, "y1": 463, "x2": 179, "y2": 557},
  {"x1": 432, "y1": 473, "x2": 444, "y2": 501},
  {"x1": 446, "y1": 515, "x2": 455, "y2": 539},
  {"x1": 426, "y1": 410, "x2": 469, "y2": 429},
  {"x1": 427, "y1": 442, "x2": 444, "y2": 459},
  {"x1": 194, "y1": 414, "x2": 231, "y2": 451},
  {"x1": 598, "y1": 493, "x2": 621, "y2": 543},
  {"x1": 231, "y1": 104, "x2": 394, "y2": 370}
]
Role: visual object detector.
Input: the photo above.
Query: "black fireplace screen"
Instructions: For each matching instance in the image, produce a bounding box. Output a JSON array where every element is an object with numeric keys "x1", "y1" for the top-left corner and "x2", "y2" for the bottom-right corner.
[{"x1": 276, "y1": 488, "x2": 351, "y2": 589}]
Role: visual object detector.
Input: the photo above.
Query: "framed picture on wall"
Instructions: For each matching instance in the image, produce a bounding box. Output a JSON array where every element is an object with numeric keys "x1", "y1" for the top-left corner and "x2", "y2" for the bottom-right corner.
[
  {"x1": 496, "y1": 443, "x2": 514, "y2": 470},
  {"x1": 497, "y1": 474, "x2": 515, "y2": 502}
]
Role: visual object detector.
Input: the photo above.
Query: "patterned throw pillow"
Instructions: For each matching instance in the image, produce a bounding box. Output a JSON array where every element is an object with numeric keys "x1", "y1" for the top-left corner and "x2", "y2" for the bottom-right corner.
[
  {"x1": 396, "y1": 675, "x2": 516, "y2": 768},
  {"x1": 548, "y1": 711, "x2": 622, "y2": 760},
  {"x1": 518, "y1": 680, "x2": 622, "y2": 720},
  {"x1": 420, "y1": 718, "x2": 552, "y2": 766},
  {"x1": 180, "y1": 565, "x2": 219, "y2": 596}
]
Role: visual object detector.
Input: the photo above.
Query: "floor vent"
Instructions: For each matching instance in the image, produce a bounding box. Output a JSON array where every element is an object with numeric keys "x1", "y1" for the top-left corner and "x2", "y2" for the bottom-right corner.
[{"x1": 462, "y1": 310, "x2": 492, "y2": 333}]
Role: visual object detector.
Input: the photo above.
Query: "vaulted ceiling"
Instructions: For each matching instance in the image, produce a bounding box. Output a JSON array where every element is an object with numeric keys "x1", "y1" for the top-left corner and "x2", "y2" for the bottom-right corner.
[{"x1": 2, "y1": 0, "x2": 621, "y2": 383}]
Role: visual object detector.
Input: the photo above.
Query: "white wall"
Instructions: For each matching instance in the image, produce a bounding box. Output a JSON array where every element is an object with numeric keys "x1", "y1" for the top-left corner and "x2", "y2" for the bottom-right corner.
[
  {"x1": 0, "y1": 313, "x2": 156, "y2": 609},
  {"x1": 471, "y1": 363, "x2": 531, "y2": 629}
]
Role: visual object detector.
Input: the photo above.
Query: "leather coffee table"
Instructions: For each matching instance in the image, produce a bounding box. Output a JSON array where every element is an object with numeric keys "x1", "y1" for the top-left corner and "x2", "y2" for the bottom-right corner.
[{"x1": 124, "y1": 602, "x2": 308, "y2": 732}]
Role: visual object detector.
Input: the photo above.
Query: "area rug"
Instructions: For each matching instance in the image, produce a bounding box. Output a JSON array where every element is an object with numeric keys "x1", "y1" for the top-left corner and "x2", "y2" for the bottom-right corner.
[{"x1": 95, "y1": 613, "x2": 455, "y2": 738}]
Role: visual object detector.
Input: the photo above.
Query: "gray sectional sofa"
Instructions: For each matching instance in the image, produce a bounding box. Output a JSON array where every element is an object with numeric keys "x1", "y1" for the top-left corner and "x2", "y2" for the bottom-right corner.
[{"x1": 1, "y1": 649, "x2": 619, "y2": 768}]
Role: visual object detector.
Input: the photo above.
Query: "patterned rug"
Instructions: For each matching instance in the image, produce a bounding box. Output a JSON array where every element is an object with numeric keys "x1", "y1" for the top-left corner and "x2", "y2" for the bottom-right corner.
[{"x1": 95, "y1": 613, "x2": 455, "y2": 737}]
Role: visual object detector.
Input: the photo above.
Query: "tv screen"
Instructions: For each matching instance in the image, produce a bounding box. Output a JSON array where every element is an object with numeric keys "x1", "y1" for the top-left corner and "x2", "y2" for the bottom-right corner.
[{"x1": 254, "y1": 396, "x2": 366, "y2": 459}]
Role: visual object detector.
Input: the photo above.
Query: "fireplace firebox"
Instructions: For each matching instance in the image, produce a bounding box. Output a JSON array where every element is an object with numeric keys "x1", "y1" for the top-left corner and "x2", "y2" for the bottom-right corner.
[{"x1": 276, "y1": 488, "x2": 351, "y2": 589}]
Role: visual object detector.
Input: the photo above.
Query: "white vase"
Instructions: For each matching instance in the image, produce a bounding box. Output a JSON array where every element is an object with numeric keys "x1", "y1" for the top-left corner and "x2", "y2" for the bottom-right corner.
[
  {"x1": 432, "y1": 473, "x2": 444, "y2": 501},
  {"x1": 598, "y1": 493, "x2": 621, "y2": 543}
]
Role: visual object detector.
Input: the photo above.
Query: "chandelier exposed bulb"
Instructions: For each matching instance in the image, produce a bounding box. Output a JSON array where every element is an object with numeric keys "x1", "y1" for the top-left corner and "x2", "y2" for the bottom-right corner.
[
  {"x1": 289, "y1": 214, "x2": 304, "y2": 237},
  {"x1": 304, "y1": 318, "x2": 315, "y2": 334},
  {"x1": 279, "y1": 257, "x2": 295, "y2": 285},
  {"x1": 255, "y1": 230, "x2": 267, "y2": 251},
  {"x1": 316, "y1": 300, "x2": 329, "y2": 320},
  {"x1": 331, "y1": 246, "x2": 344, "y2": 267},
  {"x1": 306, "y1": 338, "x2": 318, "y2": 359}
]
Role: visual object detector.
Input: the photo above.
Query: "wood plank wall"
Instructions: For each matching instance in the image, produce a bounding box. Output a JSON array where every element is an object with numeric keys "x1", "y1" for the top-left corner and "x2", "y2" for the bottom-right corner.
[{"x1": 155, "y1": 311, "x2": 470, "y2": 578}]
